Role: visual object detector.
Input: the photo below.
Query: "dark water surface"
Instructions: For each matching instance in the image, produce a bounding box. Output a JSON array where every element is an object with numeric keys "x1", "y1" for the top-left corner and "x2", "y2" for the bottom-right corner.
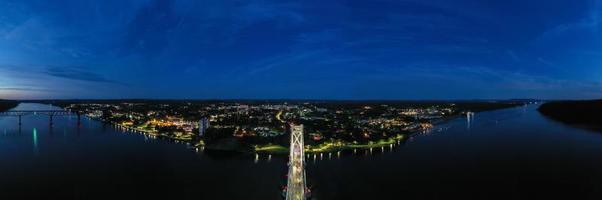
[{"x1": 2, "y1": 103, "x2": 602, "y2": 199}]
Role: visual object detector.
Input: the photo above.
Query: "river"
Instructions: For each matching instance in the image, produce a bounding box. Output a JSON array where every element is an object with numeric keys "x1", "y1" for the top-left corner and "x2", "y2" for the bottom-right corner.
[{"x1": 1, "y1": 103, "x2": 602, "y2": 199}]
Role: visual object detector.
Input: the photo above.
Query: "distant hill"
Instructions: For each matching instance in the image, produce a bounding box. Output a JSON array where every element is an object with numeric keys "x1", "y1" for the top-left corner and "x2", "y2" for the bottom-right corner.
[
  {"x1": 0, "y1": 100, "x2": 19, "y2": 112},
  {"x1": 538, "y1": 100, "x2": 602, "y2": 131}
]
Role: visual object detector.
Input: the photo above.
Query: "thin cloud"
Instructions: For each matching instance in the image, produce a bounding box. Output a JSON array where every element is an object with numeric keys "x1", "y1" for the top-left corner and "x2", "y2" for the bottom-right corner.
[
  {"x1": 45, "y1": 66, "x2": 125, "y2": 85},
  {"x1": 507, "y1": 50, "x2": 520, "y2": 62},
  {"x1": 0, "y1": 87, "x2": 53, "y2": 92}
]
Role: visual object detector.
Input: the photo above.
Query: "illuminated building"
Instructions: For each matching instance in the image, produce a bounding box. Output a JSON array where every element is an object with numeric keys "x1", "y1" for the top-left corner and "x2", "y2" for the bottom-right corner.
[{"x1": 199, "y1": 117, "x2": 209, "y2": 137}]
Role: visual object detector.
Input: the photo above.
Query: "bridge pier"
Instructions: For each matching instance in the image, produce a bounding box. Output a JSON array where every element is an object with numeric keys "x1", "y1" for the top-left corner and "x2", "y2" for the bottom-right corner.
[
  {"x1": 77, "y1": 113, "x2": 81, "y2": 125},
  {"x1": 18, "y1": 115, "x2": 22, "y2": 126},
  {"x1": 49, "y1": 115, "x2": 54, "y2": 126}
]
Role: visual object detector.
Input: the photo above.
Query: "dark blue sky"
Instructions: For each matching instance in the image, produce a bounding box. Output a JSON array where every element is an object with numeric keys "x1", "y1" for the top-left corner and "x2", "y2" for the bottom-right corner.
[{"x1": 0, "y1": 0, "x2": 600, "y2": 99}]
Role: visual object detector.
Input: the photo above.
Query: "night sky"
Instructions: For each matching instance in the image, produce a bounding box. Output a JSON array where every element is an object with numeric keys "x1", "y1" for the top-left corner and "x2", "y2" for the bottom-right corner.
[{"x1": 0, "y1": 0, "x2": 600, "y2": 100}]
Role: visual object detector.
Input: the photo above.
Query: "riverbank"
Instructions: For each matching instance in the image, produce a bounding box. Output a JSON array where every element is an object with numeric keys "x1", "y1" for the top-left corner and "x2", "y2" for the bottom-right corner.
[
  {"x1": 0, "y1": 100, "x2": 19, "y2": 112},
  {"x1": 108, "y1": 122, "x2": 198, "y2": 145},
  {"x1": 255, "y1": 134, "x2": 407, "y2": 155},
  {"x1": 538, "y1": 100, "x2": 602, "y2": 132},
  {"x1": 88, "y1": 114, "x2": 440, "y2": 155},
  {"x1": 54, "y1": 100, "x2": 527, "y2": 155},
  {"x1": 255, "y1": 103, "x2": 527, "y2": 155}
]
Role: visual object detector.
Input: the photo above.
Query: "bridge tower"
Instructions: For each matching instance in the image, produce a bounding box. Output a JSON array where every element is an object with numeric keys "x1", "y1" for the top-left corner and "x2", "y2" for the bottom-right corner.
[{"x1": 286, "y1": 124, "x2": 308, "y2": 200}]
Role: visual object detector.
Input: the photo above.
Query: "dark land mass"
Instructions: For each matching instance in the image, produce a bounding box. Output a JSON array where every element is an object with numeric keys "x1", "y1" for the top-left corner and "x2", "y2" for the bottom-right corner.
[
  {"x1": 29, "y1": 99, "x2": 527, "y2": 110},
  {"x1": 538, "y1": 100, "x2": 602, "y2": 132},
  {"x1": 0, "y1": 100, "x2": 19, "y2": 112},
  {"x1": 204, "y1": 138, "x2": 255, "y2": 153}
]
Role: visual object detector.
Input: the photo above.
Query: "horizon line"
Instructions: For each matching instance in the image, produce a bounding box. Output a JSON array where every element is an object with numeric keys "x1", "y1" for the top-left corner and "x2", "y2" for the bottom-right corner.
[{"x1": 3, "y1": 98, "x2": 559, "y2": 102}]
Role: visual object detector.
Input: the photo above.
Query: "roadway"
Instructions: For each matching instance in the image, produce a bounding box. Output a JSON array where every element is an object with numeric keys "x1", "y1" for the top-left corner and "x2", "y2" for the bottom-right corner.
[{"x1": 286, "y1": 124, "x2": 307, "y2": 200}]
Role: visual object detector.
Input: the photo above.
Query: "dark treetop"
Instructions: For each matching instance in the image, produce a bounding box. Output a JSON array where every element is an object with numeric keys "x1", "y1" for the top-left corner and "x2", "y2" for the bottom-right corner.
[
  {"x1": 0, "y1": 100, "x2": 18, "y2": 112},
  {"x1": 538, "y1": 99, "x2": 602, "y2": 132}
]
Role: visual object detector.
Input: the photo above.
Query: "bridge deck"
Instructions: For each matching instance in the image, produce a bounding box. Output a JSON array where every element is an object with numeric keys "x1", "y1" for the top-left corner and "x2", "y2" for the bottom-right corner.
[
  {"x1": 286, "y1": 124, "x2": 306, "y2": 200},
  {"x1": 0, "y1": 110, "x2": 75, "y2": 116}
]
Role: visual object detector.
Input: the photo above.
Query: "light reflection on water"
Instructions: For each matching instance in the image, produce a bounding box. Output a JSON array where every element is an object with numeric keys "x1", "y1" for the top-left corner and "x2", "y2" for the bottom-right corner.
[{"x1": 32, "y1": 128, "x2": 38, "y2": 155}]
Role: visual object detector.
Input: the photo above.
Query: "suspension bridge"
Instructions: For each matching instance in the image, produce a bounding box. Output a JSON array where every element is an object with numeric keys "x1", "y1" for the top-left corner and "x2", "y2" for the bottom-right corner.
[{"x1": 284, "y1": 124, "x2": 310, "y2": 200}]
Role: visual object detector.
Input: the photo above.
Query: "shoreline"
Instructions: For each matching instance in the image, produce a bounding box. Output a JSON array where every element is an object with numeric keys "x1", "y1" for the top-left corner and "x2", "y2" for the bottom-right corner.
[
  {"x1": 255, "y1": 115, "x2": 460, "y2": 155},
  {"x1": 103, "y1": 119, "x2": 199, "y2": 145},
  {"x1": 49, "y1": 102, "x2": 525, "y2": 155},
  {"x1": 538, "y1": 100, "x2": 602, "y2": 133},
  {"x1": 255, "y1": 104, "x2": 525, "y2": 155}
]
